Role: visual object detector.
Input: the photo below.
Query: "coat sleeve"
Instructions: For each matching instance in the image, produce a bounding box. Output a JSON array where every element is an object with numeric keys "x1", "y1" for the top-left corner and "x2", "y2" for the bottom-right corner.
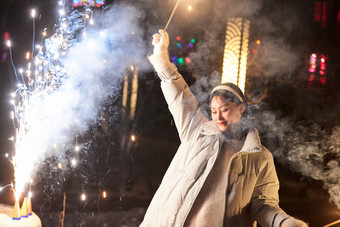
[
  {"x1": 160, "y1": 74, "x2": 208, "y2": 142},
  {"x1": 146, "y1": 60, "x2": 206, "y2": 144},
  {"x1": 249, "y1": 149, "x2": 291, "y2": 227},
  {"x1": 149, "y1": 53, "x2": 208, "y2": 142}
]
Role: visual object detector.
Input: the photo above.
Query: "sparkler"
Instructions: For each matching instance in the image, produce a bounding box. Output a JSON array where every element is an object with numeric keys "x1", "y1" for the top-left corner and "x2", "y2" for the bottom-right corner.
[
  {"x1": 324, "y1": 219, "x2": 340, "y2": 227},
  {"x1": 164, "y1": 0, "x2": 197, "y2": 31},
  {"x1": 7, "y1": 5, "x2": 91, "y2": 204},
  {"x1": 164, "y1": 0, "x2": 182, "y2": 31}
]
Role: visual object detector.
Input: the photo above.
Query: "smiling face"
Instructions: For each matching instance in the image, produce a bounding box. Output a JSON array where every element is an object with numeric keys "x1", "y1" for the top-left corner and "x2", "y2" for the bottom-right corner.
[{"x1": 210, "y1": 95, "x2": 245, "y2": 132}]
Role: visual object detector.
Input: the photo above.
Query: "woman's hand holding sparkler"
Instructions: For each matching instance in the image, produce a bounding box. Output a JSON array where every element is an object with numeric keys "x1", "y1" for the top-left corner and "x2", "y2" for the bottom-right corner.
[
  {"x1": 149, "y1": 29, "x2": 179, "y2": 81},
  {"x1": 152, "y1": 29, "x2": 169, "y2": 55},
  {"x1": 149, "y1": 30, "x2": 170, "y2": 71}
]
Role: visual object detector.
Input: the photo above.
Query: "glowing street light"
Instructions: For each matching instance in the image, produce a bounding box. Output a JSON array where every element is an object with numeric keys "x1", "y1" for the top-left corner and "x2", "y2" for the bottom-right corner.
[{"x1": 31, "y1": 9, "x2": 36, "y2": 18}]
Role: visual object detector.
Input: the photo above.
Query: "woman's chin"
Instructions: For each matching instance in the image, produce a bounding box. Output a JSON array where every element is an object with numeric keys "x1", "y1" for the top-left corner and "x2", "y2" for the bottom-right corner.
[{"x1": 218, "y1": 125, "x2": 229, "y2": 132}]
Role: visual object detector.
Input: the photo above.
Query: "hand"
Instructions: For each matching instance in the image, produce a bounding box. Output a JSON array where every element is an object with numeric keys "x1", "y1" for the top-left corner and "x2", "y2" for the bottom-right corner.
[
  {"x1": 152, "y1": 29, "x2": 169, "y2": 55},
  {"x1": 280, "y1": 217, "x2": 308, "y2": 227}
]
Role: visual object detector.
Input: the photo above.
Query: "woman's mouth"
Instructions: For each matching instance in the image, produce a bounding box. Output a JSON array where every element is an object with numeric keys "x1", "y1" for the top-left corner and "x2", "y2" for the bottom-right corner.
[{"x1": 217, "y1": 122, "x2": 227, "y2": 126}]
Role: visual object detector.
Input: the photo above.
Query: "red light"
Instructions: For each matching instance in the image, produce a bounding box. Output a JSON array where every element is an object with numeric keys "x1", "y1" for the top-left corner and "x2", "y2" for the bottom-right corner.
[
  {"x1": 319, "y1": 55, "x2": 326, "y2": 75},
  {"x1": 3, "y1": 32, "x2": 10, "y2": 45},
  {"x1": 185, "y1": 57, "x2": 191, "y2": 64},
  {"x1": 322, "y1": 1, "x2": 327, "y2": 28},
  {"x1": 314, "y1": 2, "x2": 321, "y2": 22},
  {"x1": 176, "y1": 36, "x2": 181, "y2": 41},
  {"x1": 309, "y1": 53, "x2": 317, "y2": 73},
  {"x1": 320, "y1": 77, "x2": 327, "y2": 85}
]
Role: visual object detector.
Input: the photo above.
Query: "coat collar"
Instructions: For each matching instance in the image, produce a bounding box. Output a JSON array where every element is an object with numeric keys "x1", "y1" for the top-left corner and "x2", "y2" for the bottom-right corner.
[{"x1": 201, "y1": 121, "x2": 262, "y2": 153}]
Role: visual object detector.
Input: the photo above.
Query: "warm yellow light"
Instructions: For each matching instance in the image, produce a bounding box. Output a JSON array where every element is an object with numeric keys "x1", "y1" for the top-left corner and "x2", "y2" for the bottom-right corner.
[
  {"x1": 131, "y1": 135, "x2": 136, "y2": 142},
  {"x1": 122, "y1": 75, "x2": 128, "y2": 110},
  {"x1": 81, "y1": 193, "x2": 86, "y2": 201},
  {"x1": 188, "y1": 5, "x2": 192, "y2": 11},
  {"x1": 222, "y1": 18, "x2": 250, "y2": 93},
  {"x1": 58, "y1": 163, "x2": 62, "y2": 169},
  {"x1": 256, "y1": 40, "x2": 260, "y2": 45},
  {"x1": 130, "y1": 69, "x2": 138, "y2": 120},
  {"x1": 102, "y1": 191, "x2": 107, "y2": 198}
]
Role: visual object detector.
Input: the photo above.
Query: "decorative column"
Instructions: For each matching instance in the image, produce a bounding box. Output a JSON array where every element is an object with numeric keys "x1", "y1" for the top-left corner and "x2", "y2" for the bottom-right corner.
[{"x1": 222, "y1": 18, "x2": 250, "y2": 93}]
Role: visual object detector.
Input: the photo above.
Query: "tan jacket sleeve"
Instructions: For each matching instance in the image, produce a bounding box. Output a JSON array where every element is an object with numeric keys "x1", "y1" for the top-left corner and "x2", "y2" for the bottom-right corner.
[{"x1": 250, "y1": 150, "x2": 290, "y2": 227}]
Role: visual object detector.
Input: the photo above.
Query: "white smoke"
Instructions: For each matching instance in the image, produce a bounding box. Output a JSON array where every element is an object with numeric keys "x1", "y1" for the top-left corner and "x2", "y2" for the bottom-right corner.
[
  {"x1": 13, "y1": 3, "x2": 149, "y2": 197},
  {"x1": 183, "y1": 0, "x2": 340, "y2": 210}
]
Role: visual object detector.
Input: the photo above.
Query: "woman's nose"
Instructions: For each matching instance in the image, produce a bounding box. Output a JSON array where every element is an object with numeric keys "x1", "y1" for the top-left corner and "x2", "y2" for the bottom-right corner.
[{"x1": 217, "y1": 111, "x2": 223, "y2": 120}]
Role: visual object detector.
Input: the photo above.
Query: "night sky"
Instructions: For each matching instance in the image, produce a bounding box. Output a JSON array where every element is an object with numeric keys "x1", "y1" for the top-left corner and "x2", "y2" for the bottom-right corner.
[{"x1": 0, "y1": 0, "x2": 340, "y2": 226}]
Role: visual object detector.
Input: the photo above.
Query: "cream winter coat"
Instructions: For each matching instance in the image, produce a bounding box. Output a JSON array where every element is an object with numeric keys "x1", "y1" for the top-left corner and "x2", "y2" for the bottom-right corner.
[{"x1": 140, "y1": 63, "x2": 290, "y2": 227}]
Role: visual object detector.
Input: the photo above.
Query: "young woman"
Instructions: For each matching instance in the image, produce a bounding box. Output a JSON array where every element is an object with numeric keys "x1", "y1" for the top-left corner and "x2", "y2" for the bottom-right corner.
[{"x1": 140, "y1": 30, "x2": 308, "y2": 227}]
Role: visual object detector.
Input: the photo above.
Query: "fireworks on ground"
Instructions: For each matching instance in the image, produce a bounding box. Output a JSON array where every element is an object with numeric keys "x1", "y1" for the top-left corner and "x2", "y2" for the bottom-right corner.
[{"x1": 4, "y1": 1, "x2": 147, "y2": 204}]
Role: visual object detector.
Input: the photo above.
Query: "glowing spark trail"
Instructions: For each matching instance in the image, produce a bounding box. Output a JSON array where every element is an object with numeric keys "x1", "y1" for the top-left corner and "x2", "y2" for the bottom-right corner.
[{"x1": 8, "y1": 3, "x2": 147, "y2": 201}]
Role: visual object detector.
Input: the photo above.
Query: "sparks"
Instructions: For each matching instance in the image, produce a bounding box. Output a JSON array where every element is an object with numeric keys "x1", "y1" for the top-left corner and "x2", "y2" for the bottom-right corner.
[
  {"x1": 71, "y1": 158, "x2": 77, "y2": 166},
  {"x1": 81, "y1": 193, "x2": 86, "y2": 201},
  {"x1": 59, "y1": 9, "x2": 65, "y2": 16},
  {"x1": 0, "y1": 184, "x2": 12, "y2": 192},
  {"x1": 31, "y1": 9, "x2": 36, "y2": 18}
]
